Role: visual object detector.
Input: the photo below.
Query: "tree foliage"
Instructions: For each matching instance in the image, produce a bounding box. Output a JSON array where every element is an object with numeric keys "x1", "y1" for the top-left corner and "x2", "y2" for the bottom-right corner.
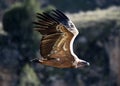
[{"x1": 1, "y1": 1, "x2": 42, "y2": 86}]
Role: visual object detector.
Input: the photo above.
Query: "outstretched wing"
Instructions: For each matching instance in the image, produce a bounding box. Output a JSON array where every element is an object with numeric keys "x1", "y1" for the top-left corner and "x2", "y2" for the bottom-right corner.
[{"x1": 33, "y1": 9, "x2": 74, "y2": 61}]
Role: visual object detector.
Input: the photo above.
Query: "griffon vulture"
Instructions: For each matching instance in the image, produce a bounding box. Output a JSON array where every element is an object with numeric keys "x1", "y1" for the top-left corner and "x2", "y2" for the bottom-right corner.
[{"x1": 31, "y1": 9, "x2": 90, "y2": 68}]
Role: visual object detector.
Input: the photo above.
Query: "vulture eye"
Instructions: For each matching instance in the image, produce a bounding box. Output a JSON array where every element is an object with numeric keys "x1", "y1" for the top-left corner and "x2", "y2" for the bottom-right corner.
[{"x1": 70, "y1": 24, "x2": 74, "y2": 28}]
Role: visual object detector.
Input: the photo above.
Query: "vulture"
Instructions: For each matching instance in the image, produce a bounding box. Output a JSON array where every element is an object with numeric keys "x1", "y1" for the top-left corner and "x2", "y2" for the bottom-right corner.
[{"x1": 31, "y1": 9, "x2": 90, "y2": 68}]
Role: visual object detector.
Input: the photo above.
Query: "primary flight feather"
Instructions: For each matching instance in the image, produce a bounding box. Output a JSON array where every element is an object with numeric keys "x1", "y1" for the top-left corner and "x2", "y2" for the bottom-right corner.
[{"x1": 32, "y1": 9, "x2": 90, "y2": 68}]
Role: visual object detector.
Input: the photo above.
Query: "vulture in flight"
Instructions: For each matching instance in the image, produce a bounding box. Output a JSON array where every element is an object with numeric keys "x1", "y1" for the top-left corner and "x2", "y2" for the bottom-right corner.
[{"x1": 31, "y1": 9, "x2": 90, "y2": 68}]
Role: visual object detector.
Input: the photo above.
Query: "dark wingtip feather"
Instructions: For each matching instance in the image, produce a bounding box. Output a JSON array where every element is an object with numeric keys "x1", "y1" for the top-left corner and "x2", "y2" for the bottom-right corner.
[
  {"x1": 33, "y1": 9, "x2": 70, "y2": 34},
  {"x1": 51, "y1": 9, "x2": 69, "y2": 23},
  {"x1": 42, "y1": 9, "x2": 69, "y2": 22},
  {"x1": 55, "y1": 9, "x2": 69, "y2": 19},
  {"x1": 35, "y1": 9, "x2": 69, "y2": 24}
]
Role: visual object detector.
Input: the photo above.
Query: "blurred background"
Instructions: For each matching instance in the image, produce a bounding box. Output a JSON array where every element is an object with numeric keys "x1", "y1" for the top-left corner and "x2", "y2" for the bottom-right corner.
[{"x1": 0, "y1": 0, "x2": 120, "y2": 86}]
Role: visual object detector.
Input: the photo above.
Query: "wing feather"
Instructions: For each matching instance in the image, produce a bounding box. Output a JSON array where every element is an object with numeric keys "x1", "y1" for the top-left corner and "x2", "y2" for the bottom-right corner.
[
  {"x1": 40, "y1": 33, "x2": 62, "y2": 58},
  {"x1": 34, "y1": 9, "x2": 74, "y2": 61}
]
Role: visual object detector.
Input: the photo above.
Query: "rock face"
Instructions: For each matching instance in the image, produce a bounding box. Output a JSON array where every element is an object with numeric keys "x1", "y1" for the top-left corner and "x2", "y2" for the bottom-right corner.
[
  {"x1": 0, "y1": 47, "x2": 23, "y2": 70},
  {"x1": 104, "y1": 31, "x2": 120, "y2": 85},
  {"x1": 0, "y1": 40, "x2": 23, "y2": 86},
  {"x1": 0, "y1": 67, "x2": 18, "y2": 86}
]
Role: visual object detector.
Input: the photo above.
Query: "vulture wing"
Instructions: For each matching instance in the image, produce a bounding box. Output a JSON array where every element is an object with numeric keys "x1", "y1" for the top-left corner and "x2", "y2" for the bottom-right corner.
[
  {"x1": 32, "y1": 9, "x2": 89, "y2": 68},
  {"x1": 34, "y1": 9, "x2": 74, "y2": 61}
]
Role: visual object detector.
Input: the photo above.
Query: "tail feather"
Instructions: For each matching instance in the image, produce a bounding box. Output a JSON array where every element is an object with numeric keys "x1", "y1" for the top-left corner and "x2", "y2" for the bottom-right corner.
[{"x1": 30, "y1": 58, "x2": 40, "y2": 63}]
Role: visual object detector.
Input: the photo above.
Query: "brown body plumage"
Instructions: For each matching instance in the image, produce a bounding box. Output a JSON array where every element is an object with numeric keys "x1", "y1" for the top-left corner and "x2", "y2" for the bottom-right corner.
[{"x1": 31, "y1": 9, "x2": 89, "y2": 68}]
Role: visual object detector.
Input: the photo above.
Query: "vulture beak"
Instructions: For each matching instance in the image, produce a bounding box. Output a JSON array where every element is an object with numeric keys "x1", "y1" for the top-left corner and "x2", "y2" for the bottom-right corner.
[{"x1": 77, "y1": 61, "x2": 90, "y2": 68}]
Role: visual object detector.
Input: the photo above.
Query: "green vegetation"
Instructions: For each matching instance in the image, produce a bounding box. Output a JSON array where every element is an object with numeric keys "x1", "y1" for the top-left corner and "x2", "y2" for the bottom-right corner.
[
  {"x1": 19, "y1": 64, "x2": 41, "y2": 86},
  {"x1": 1, "y1": 0, "x2": 42, "y2": 86},
  {"x1": 2, "y1": 0, "x2": 41, "y2": 56}
]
